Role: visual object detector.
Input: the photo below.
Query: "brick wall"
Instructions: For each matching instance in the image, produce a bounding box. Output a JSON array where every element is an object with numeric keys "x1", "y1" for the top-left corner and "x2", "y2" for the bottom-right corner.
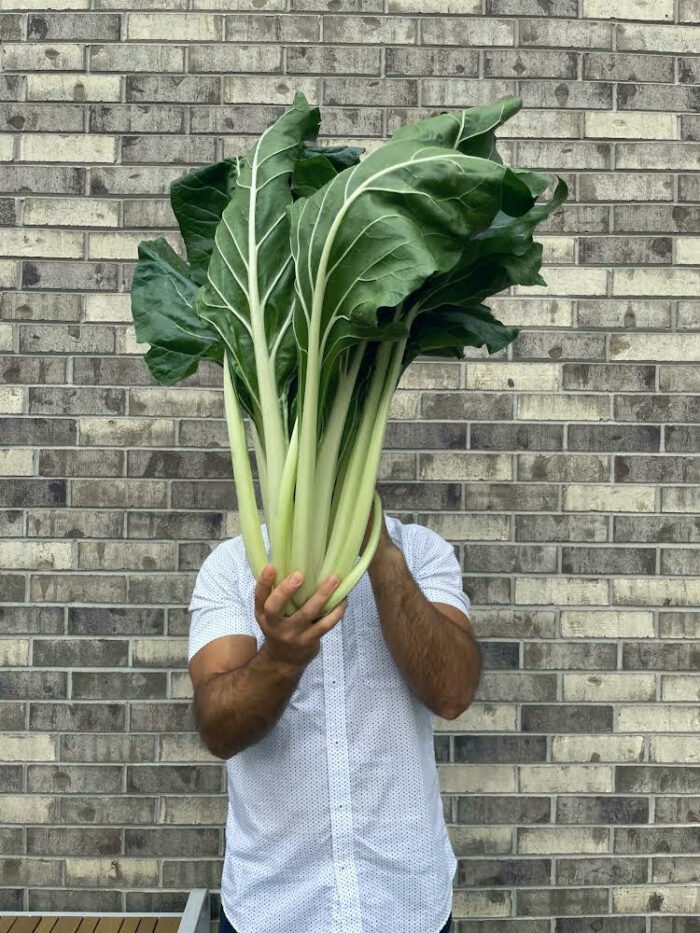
[{"x1": 0, "y1": 0, "x2": 699, "y2": 926}]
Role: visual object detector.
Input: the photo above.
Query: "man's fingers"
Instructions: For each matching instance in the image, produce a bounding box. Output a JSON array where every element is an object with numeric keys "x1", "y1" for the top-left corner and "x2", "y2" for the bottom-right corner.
[
  {"x1": 264, "y1": 571, "x2": 305, "y2": 620},
  {"x1": 295, "y1": 574, "x2": 340, "y2": 624},
  {"x1": 254, "y1": 565, "x2": 276, "y2": 620},
  {"x1": 303, "y1": 599, "x2": 348, "y2": 643}
]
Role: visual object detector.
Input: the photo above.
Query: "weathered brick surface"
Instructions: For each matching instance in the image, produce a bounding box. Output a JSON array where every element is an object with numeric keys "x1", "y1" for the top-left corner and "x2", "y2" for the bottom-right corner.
[{"x1": 0, "y1": 2, "x2": 698, "y2": 924}]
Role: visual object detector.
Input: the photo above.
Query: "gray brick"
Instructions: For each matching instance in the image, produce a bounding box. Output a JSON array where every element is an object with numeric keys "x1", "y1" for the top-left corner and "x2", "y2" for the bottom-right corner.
[
  {"x1": 616, "y1": 767, "x2": 700, "y2": 794},
  {"x1": 72, "y1": 672, "x2": 167, "y2": 700},
  {"x1": 89, "y1": 104, "x2": 185, "y2": 134},
  {"x1": 520, "y1": 888, "x2": 609, "y2": 917},
  {"x1": 129, "y1": 702, "x2": 195, "y2": 733},
  {"x1": 454, "y1": 735, "x2": 547, "y2": 764},
  {"x1": 127, "y1": 765, "x2": 222, "y2": 794},
  {"x1": 33, "y1": 638, "x2": 129, "y2": 668},
  {"x1": 69, "y1": 608, "x2": 163, "y2": 637},
  {"x1": 0, "y1": 766, "x2": 24, "y2": 793},
  {"x1": 124, "y1": 827, "x2": 219, "y2": 857},
  {"x1": 126, "y1": 76, "x2": 220, "y2": 105},
  {"x1": 27, "y1": 509, "x2": 124, "y2": 539},
  {"x1": 27, "y1": 765, "x2": 121, "y2": 794},
  {"x1": 60, "y1": 796, "x2": 155, "y2": 825},
  {"x1": 557, "y1": 796, "x2": 649, "y2": 825},
  {"x1": 557, "y1": 857, "x2": 646, "y2": 886},
  {"x1": 567, "y1": 425, "x2": 661, "y2": 452},
  {"x1": 522, "y1": 705, "x2": 614, "y2": 733},
  {"x1": 26, "y1": 826, "x2": 121, "y2": 856},
  {"x1": 27, "y1": 889, "x2": 121, "y2": 912},
  {"x1": 615, "y1": 827, "x2": 700, "y2": 854},
  {"x1": 60, "y1": 734, "x2": 156, "y2": 763},
  {"x1": 29, "y1": 702, "x2": 123, "y2": 733},
  {"x1": 0, "y1": 417, "x2": 76, "y2": 446},
  {"x1": 121, "y1": 135, "x2": 217, "y2": 165},
  {"x1": 27, "y1": 13, "x2": 120, "y2": 40},
  {"x1": 583, "y1": 52, "x2": 674, "y2": 82}
]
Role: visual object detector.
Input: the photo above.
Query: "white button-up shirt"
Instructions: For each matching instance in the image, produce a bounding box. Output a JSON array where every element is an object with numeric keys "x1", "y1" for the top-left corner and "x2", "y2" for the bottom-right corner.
[{"x1": 188, "y1": 515, "x2": 471, "y2": 933}]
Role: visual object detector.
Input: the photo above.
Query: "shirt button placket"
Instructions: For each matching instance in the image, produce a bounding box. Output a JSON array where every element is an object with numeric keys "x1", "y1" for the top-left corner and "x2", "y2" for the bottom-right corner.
[{"x1": 323, "y1": 621, "x2": 362, "y2": 932}]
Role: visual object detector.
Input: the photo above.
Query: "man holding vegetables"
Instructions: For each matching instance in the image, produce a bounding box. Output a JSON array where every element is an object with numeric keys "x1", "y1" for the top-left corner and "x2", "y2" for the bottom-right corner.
[{"x1": 188, "y1": 506, "x2": 481, "y2": 933}]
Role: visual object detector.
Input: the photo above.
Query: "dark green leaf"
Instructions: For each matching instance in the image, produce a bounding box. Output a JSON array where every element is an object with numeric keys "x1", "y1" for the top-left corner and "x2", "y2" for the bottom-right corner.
[{"x1": 170, "y1": 159, "x2": 240, "y2": 285}]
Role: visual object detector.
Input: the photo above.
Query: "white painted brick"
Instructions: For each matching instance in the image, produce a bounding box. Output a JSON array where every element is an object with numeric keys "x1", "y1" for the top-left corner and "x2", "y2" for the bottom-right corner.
[
  {"x1": 583, "y1": 0, "x2": 673, "y2": 20},
  {"x1": 419, "y1": 453, "x2": 512, "y2": 481},
  {"x1": 0, "y1": 449, "x2": 34, "y2": 476},
  {"x1": 660, "y1": 675, "x2": 700, "y2": 702},
  {"x1": 0, "y1": 136, "x2": 13, "y2": 161},
  {"x1": 515, "y1": 267, "x2": 608, "y2": 296},
  {"x1": 0, "y1": 796, "x2": 55, "y2": 823},
  {"x1": 676, "y1": 238, "x2": 700, "y2": 265},
  {"x1": 0, "y1": 387, "x2": 25, "y2": 414},
  {"x1": 613, "y1": 885, "x2": 700, "y2": 914},
  {"x1": 0, "y1": 640, "x2": 29, "y2": 666},
  {"x1": 0, "y1": 228, "x2": 84, "y2": 259},
  {"x1": 518, "y1": 825, "x2": 610, "y2": 853},
  {"x1": 651, "y1": 735, "x2": 700, "y2": 763},
  {"x1": 563, "y1": 672, "x2": 656, "y2": 702},
  {"x1": 0, "y1": 541, "x2": 73, "y2": 571},
  {"x1": 0, "y1": 734, "x2": 56, "y2": 762},
  {"x1": 0, "y1": 323, "x2": 12, "y2": 352},
  {"x1": 466, "y1": 362, "x2": 560, "y2": 392},
  {"x1": 561, "y1": 610, "x2": 654, "y2": 638},
  {"x1": 519, "y1": 764, "x2": 613, "y2": 794},
  {"x1": 563, "y1": 484, "x2": 656, "y2": 512},
  {"x1": 127, "y1": 13, "x2": 222, "y2": 41},
  {"x1": 437, "y1": 764, "x2": 516, "y2": 793},
  {"x1": 613, "y1": 268, "x2": 700, "y2": 297},
  {"x1": 617, "y1": 704, "x2": 700, "y2": 732},
  {"x1": 26, "y1": 74, "x2": 121, "y2": 102},
  {"x1": 517, "y1": 393, "x2": 609, "y2": 421},
  {"x1": 610, "y1": 333, "x2": 700, "y2": 362},
  {"x1": 84, "y1": 294, "x2": 133, "y2": 323},
  {"x1": 613, "y1": 578, "x2": 700, "y2": 607},
  {"x1": 224, "y1": 75, "x2": 319, "y2": 105},
  {"x1": 19, "y1": 134, "x2": 117, "y2": 163},
  {"x1": 552, "y1": 735, "x2": 644, "y2": 763},
  {"x1": 585, "y1": 111, "x2": 676, "y2": 139},
  {"x1": 516, "y1": 577, "x2": 608, "y2": 606},
  {"x1": 24, "y1": 198, "x2": 119, "y2": 228}
]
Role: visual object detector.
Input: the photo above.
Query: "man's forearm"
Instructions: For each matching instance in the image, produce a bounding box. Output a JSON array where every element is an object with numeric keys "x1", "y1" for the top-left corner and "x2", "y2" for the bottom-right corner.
[
  {"x1": 368, "y1": 543, "x2": 481, "y2": 719},
  {"x1": 193, "y1": 642, "x2": 306, "y2": 759}
]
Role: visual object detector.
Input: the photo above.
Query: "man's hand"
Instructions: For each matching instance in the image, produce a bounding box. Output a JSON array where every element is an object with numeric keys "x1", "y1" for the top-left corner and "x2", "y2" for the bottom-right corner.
[{"x1": 255, "y1": 566, "x2": 349, "y2": 668}]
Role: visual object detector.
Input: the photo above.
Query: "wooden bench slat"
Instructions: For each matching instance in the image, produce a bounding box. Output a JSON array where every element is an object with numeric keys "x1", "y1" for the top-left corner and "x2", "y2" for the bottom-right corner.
[
  {"x1": 33, "y1": 918, "x2": 58, "y2": 933},
  {"x1": 7, "y1": 918, "x2": 41, "y2": 933},
  {"x1": 76, "y1": 919, "x2": 99, "y2": 933},
  {"x1": 93, "y1": 919, "x2": 123, "y2": 933},
  {"x1": 0, "y1": 918, "x2": 16, "y2": 933},
  {"x1": 153, "y1": 920, "x2": 179, "y2": 933},
  {"x1": 117, "y1": 918, "x2": 139, "y2": 933},
  {"x1": 135, "y1": 919, "x2": 156, "y2": 933},
  {"x1": 52, "y1": 917, "x2": 83, "y2": 933}
]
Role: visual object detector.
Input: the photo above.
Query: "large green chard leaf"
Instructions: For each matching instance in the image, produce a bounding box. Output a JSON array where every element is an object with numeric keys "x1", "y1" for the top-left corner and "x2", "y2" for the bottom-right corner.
[
  {"x1": 291, "y1": 143, "x2": 365, "y2": 198},
  {"x1": 130, "y1": 237, "x2": 224, "y2": 385},
  {"x1": 289, "y1": 137, "x2": 535, "y2": 421},
  {"x1": 195, "y1": 92, "x2": 320, "y2": 423},
  {"x1": 170, "y1": 158, "x2": 241, "y2": 286},
  {"x1": 391, "y1": 95, "x2": 522, "y2": 162},
  {"x1": 400, "y1": 176, "x2": 568, "y2": 364}
]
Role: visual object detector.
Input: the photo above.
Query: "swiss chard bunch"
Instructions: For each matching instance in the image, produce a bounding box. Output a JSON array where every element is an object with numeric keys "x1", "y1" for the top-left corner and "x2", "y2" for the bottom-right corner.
[{"x1": 131, "y1": 92, "x2": 567, "y2": 613}]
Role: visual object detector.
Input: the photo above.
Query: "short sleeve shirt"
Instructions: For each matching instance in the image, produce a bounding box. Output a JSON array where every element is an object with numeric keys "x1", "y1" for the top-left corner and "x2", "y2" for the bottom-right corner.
[{"x1": 188, "y1": 514, "x2": 471, "y2": 933}]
